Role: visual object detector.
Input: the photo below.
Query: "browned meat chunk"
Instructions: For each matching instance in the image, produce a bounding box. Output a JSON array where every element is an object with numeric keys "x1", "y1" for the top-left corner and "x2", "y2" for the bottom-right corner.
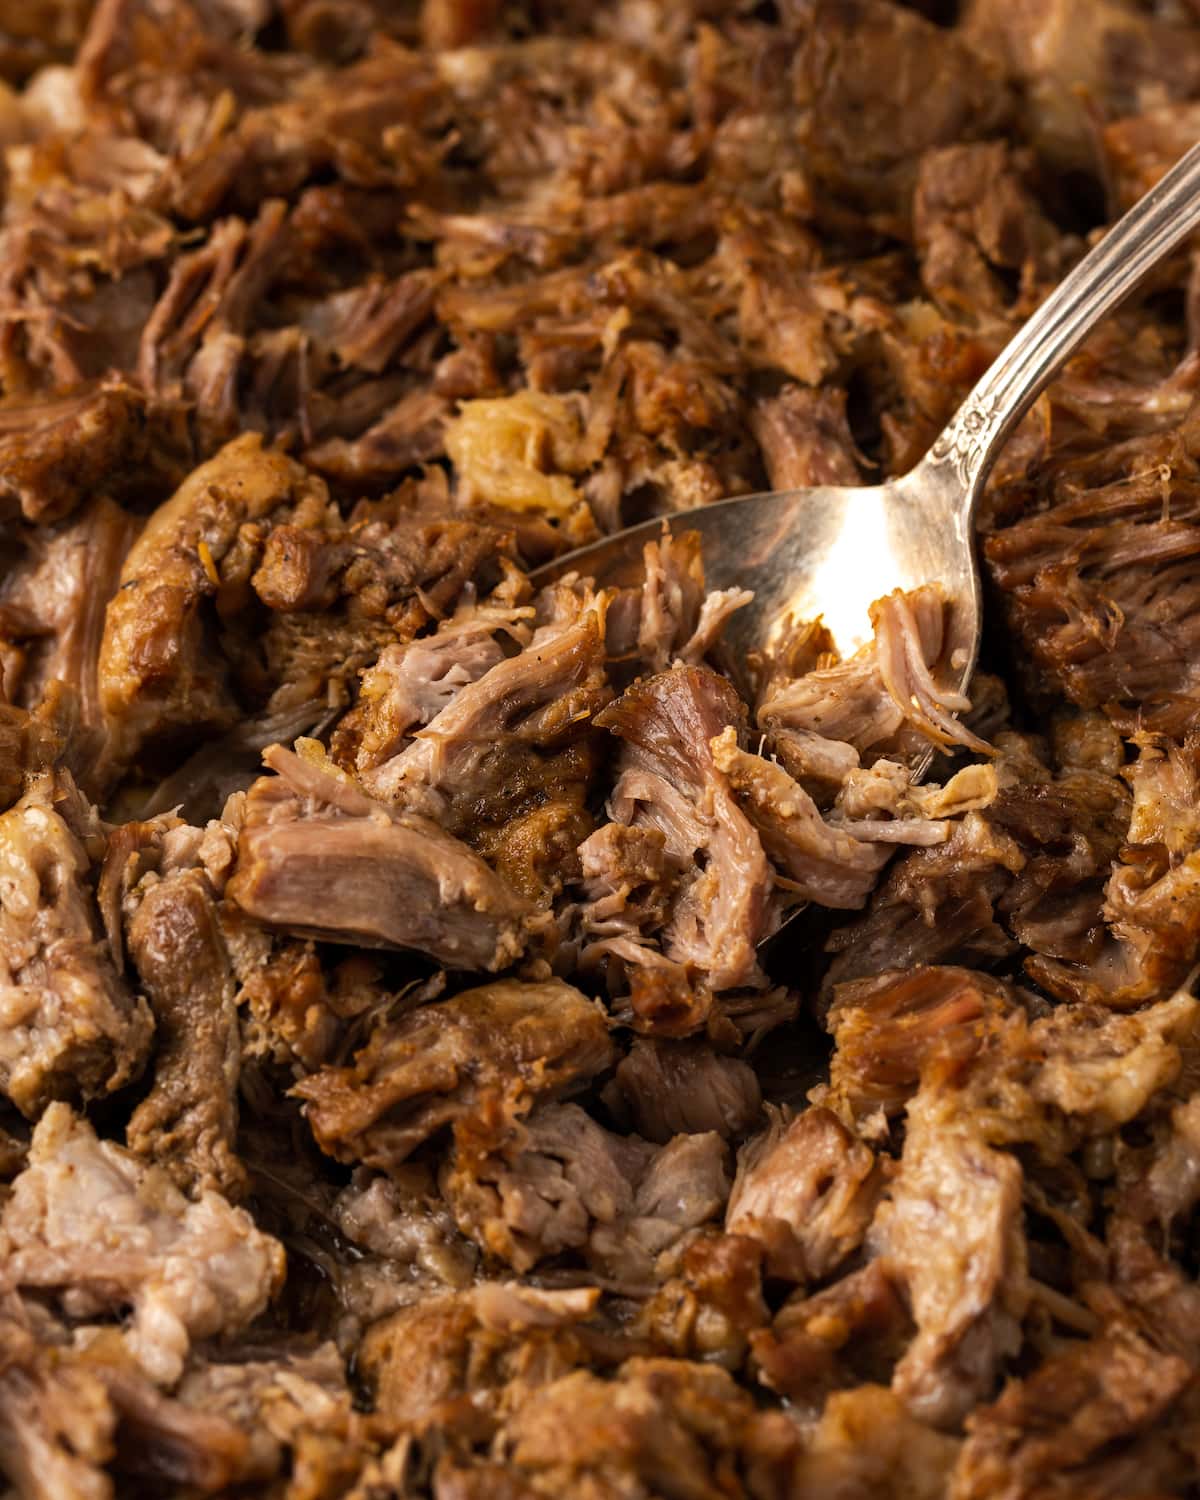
[
  {"x1": 360, "y1": 581, "x2": 610, "y2": 904},
  {"x1": 607, "y1": 1037, "x2": 762, "y2": 1144},
  {"x1": 795, "y1": 0, "x2": 1009, "y2": 220},
  {"x1": 0, "y1": 1103, "x2": 284, "y2": 1384},
  {"x1": 444, "y1": 1099, "x2": 729, "y2": 1278},
  {"x1": 750, "y1": 385, "x2": 861, "y2": 492},
  {"x1": 751, "y1": 1261, "x2": 912, "y2": 1408},
  {"x1": 495, "y1": 1357, "x2": 795, "y2": 1499},
  {"x1": 0, "y1": 774, "x2": 151, "y2": 1117},
  {"x1": 0, "y1": 1300, "x2": 117, "y2": 1500},
  {"x1": 0, "y1": 498, "x2": 138, "y2": 754},
  {"x1": 0, "y1": 380, "x2": 186, "y2": 525},
  {"x1": 123, "y1": 869, "x2": 244, "y2": 1198},
  {"x1": 869, "y1": 1087, "x2": 1027, "y2": 1428},
  {"x1": 950, "y1": 1328, "x2": 1193, "y2": 1500},
  {"x1": 599, "y1": 666, "x2": 772, "y2": 991},
  {"x1": 358, "y1": 1283, "x2": 596, "y2": 1434},
  {"x1": 726, "y1": 1107, "x2": 884, "y2": 1283},
  {"x1": 294, "y1": 978, "x2": 614, "y2": 1171},
  {"x1": 228, "y1": 744, "x2": 540, "y2": 971},
  {"x1": 98, "y1": 433, "x2": 333, "y2": 772}
]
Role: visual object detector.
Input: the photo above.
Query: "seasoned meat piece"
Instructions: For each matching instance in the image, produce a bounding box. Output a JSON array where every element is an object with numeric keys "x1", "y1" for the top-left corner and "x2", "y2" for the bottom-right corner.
[
  {"x1": 0, "y1": 380, "x2": 187, "y2": 525},
  {"x1": 984, "y1": 414, "x2": 1200, "y2": 738},
  {"x1": 589, "y1": 1131, "x2": 731, "y2": 1283},
  {"x1": 950, "y1": 1328, "x2": 1192, "y2": 1500},
  {"x1": 604, "y1": 532, "x2": 751, "y2": 676},
  {"x1": 443, "y1": 1102, "x2": 654, "y2": 1272},
  {"x1": 0, "y1": 1299, "x2": 116, "y2": 1500},
  {"x1": 574, "y1": 821, "x2": 676, "y2": 960},
  {"x1": 607, "y1": 1037, "x2": 762, "y2": 1144},
  {"x1": 822, "y1": 742, "x2": 1130, "y2": 1000},
  {"x1": 636, "y1": 1231, "x2": 769, "y2": 1369},
  {"x1": 334, "y1": 584, "x2": 534, "y2": 775},
  {"x1": 758, "y1": 586, "x2": 986, "y2": 756},
  {"x1": 444, "y1": 1096, "x2": 728, "y2": 1279},
  {"x1": 726, "y1": 1107, "x2": 884, "y2": 1283},
  {"x1": 869, "y1": 1086, "x2": 1028, "y2": 1428},
  {"x1": 792, "y1": 1384, "x2": 961, "y2": 1500},
  {"x1": 794, "y1": 0, "x2": 1009, "y2": 220},
  {"x1": 913, "y1": 142, "x2": 1060, "y2": 322},
  {"x1": 749, "y1": 386, "x2": 862, "y2": 491},
  {"x1": 599, "y1": 666, "x2": 772, "y2": 991},
  {"x1": 228, "y1": 745, "x2": 540, "y2": 971},
  {"x1": 361, "y1": 585, "x2": 610, "y2": 903},
  {"x1": 1030, "y1": 735, "x2": 1200, "y2": 1005},
  {"x1": 123, "y1": 869, "x2": 244, "y2": 1198},
  {"x1": 175, "y1": 1343, "x2": 361, "y2": 1489},
  {"x1": 710, "y1": 728, "x2": 892, "y2": 909},
  {"x1": 97, "y1": 433, "x2": 333, "y2": 771},
  {"x1": 294, "y1": 978, "x2": 614, "y2": 1170},
  {"x1": 0, "y1": 498, "x2": 138, "y2": 750},
  {"x1": 497, "y1": 1357, "x2": 792, "y2": 1499},
  {"x1": 963, "y1": 0, "x2": 1200, "y2": 174},
  {"x1": 823, "y1": 966, "x2": 1017, "y2": 1129},
  {"x1": 0, "y1": 774, "x2": 151, "y2": 1117},
  {"x1": 359, "y1": 1283, "x2": 597, "y2": 1434},
  {"x1": 751, "y1": 1261, "x2": 912, "y2": 1407},
  {"x1": 0, "y1": 1104, "x2": 284, "y2": 1384}
]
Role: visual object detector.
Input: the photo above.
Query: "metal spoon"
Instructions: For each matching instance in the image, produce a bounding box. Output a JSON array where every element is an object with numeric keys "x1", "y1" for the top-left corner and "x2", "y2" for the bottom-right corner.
[{"x1": 534, "y1": 141, "x2": 1200, "y2": 719}]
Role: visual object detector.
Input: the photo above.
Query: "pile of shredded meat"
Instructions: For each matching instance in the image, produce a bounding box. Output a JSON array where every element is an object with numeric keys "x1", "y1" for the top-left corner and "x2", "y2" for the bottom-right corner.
[{"x1": 4, "y1": 0, "x2": 1200, "y2": 1496}]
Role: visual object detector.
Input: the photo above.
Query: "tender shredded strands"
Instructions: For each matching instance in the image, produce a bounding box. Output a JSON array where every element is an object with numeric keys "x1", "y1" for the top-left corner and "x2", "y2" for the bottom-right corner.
[{"x1": 4, "y1": 0, "x2": 1200, "y2": 1495}]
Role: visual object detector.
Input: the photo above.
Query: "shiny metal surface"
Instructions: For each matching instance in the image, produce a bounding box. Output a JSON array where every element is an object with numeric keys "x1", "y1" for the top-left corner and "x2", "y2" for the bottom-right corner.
[{"x1": 535, "y1": 140, "x2": 1200, "y2": 713}]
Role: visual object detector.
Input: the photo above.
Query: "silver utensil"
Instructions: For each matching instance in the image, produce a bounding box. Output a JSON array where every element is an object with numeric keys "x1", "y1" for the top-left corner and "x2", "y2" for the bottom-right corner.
[{"x1": 534, "y1": 141, "x2": 1200, "y2": 724}]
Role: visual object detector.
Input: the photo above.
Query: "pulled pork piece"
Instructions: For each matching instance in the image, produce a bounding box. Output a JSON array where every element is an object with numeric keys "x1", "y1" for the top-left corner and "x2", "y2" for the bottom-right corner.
[
  {"x1": 1031, "y1": 734, "x2": 1200, "y2": 1005},
  {"x1": 636, "y1": 1232, "x2": 769, "y2": 1370},
  {"x1": 359, "y1": 582, "x2": 610, "y2": 904},
  {"x1": 0, "y1": 1298, "x2": 116, "y2": 1500},
  {"x1": 984, "y1": 409, "x2": 1200, "y2": 738},
  {"x1": 358, "y1": 1282, "x2": 598, "y2": 1435},
  {"x1": 869, "y1": 1085, "x2": 1028, "y2": 1429},
  {"x1": 822, "y1": 966, "x2": 1017, "y2": 1131},
  {"x1": 726, "y1": 1106, "x2": 884, "y2": 1283},
  {"x1": 751, "y1": 1261, "x2": 912, "y2": 1410},
  {"x1": 605, "y1": 531, "x2": 752, "y2": 675},
  {"x1": 443, "y1": 1099, "x2": 729, "y2": 1278},
  {"x1": 0, "y1": 380, "x2": 187, "y2": 526},
  {"x1": 123, "y1": 868, "x2": 244, "y2": 1199},
  {"x1": 493, "y1": 1356, "x2": 796, "y2": 1498},
  {"x1": 0, "y1": 497, "x2": 138, "y2": 752},
  {"x1": 336, "y1": 582, "x2": 534, "y2": 776},
  {"x1": 606, "y1": 1037, "x2": 762, "y2": 1144},
  {"x1": 822, "y1": 736, "x2": 1131, "y2": 1000},
  {"x1": 295, "y1": 978, "x2": 614, "y2": 1171},
  {"x1": 792, "y1": 1384, "x2": 961, "y2": 1500},
  {"x1": 710, "y1": 728, "x2": 892, "y2": 909},
  {"x1": 598, "y1": 665, "x2": 772, "y2": 991},
  {"x1": 98, "y1": 432, "x2": 333, "y2": 772},
  {"x1": 228, "y1": 744, "x2": 540, "y2": 971},
  {"x1": 749, "y1": 386, "x2": 862, "y2": 491},
  {"x1": 758, "y1": 585, "x2": 987, "y2": 757},
  {"x1": 175, "y1": 1343, "x2": 363, "y2": 1491},
  {"x1": 0, "y1": 1104, "x2": 284, "y2": 1385},
  {"x1": 950, "y1": 1327, "x2": 1193, "y2": 1500},
  {"x1": 0, "y1": 774, "x2": 151, "y2": 1117}
]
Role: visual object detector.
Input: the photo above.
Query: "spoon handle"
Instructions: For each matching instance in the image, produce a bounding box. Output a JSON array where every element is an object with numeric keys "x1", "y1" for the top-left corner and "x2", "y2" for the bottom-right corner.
[{"x1": 922, "y1": 139, "x2": 1200, "y2": 503}]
